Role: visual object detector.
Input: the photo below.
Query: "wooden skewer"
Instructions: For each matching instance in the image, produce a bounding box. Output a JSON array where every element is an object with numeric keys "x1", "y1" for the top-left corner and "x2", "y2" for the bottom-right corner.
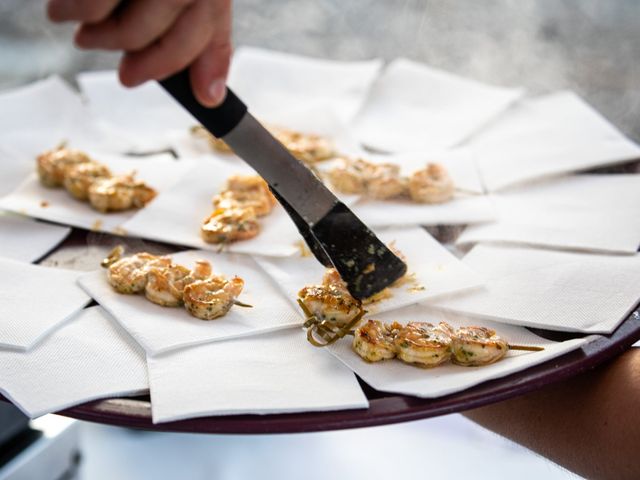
[
  {"x1": 232, "y1": 300, "x2": 253, "y2": 308},
  {"x1": 509, "y1": 344, "x2": 545, "y2": 352}
]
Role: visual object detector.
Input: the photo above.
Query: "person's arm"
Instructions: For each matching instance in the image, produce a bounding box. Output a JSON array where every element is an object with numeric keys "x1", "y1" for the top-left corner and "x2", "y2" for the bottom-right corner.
[
  {"x1": 464, "y1": 347, "x2": 640, "y2": 480},
  {"x1": 47, "y1": 0, "x2": 232, "y2": 107}
]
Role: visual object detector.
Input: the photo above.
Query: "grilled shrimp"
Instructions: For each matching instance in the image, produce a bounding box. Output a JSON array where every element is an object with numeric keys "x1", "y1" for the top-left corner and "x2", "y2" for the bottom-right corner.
[
  {"x1": 326, "y1": 157, "x2": 371, "y2": 195},
  {"x1": 107, "y1": 253, "x2": 171, "y2": 294},
  {"x1": 183, "y1": 276, "x2": 245, "y2": 320},
  {"x1": 37, "y1": 147, "x2": 92, "y2": 187},
  {"x1": 215, "y1": 175, "x2": 276, "y2": 216},
  {"x1": 88, "y1": 173, "x2": 157, "y2": 213},
  {"x1": 451, "y1": 326, "x2": 508, "y2": 366},
  {"x1": 145, "y1": 263, "x2": 194, "y2": 307},
  {"x1": 272, "y1": 127, "x2": 335, "y2": 164},
  {"x1": 190, "y1": 125, "x2": 233, "y2": 153},
  {"x1": 408, "y1": 163, "x2": 454, "y2": 204},
  {"x1": 366, "y1": 163, "x2": 407, "y2": 200},
  {"x1": 298, "y1": 284, "x2": 363, "y2": 328},
  {"x1": 63, "y1": 162, "x2": 111, "y2": 200},
  {"x1": 201, "y1": 207, "x2": 260, "y2": 244},
  {"x1": 352, "y1": 320, "x2": 400, "y2": 362},
  {"x1": 393, "y1": 322, "x2": 453, "y2": 368}
]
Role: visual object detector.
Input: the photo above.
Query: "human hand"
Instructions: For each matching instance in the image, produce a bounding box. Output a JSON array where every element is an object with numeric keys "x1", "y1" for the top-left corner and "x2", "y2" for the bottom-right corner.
[{"x1": 47, "y1": 0, "x2": 232, "y2": 107}]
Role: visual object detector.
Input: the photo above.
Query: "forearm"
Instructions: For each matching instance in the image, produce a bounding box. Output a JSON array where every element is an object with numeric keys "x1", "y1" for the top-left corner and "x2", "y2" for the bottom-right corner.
[{"x1": 464, "y1": 347, "x2": 640, "y2": 480}]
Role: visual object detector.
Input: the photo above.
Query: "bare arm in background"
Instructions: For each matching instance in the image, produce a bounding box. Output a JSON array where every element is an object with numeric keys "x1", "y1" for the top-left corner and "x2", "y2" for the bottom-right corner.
[
  {"x1": 47, "y1": 0, "x2": 232, "y2": 107},
  {"x1": 465, "y1": 347, "x2": 640, "y2": 480}
]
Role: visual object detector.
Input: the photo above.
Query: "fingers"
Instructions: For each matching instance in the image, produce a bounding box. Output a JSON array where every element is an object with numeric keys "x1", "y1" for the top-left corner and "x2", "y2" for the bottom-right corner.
[
  {"x1": 75, "y1": 0, "x2": 195, "y2": 51},
  {"x1": 47, "y1": 0, "x2": 121, "y2": 23},
  {"x1": 188, "y1": 3, "x2": 232, "y2": 107},
  {"x1": 119, "y1": 0, "x2": 232, "y2": 106}
]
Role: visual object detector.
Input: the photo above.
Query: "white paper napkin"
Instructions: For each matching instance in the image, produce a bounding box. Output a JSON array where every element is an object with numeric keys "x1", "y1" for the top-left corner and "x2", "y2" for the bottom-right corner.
[
  {"x1": 254, "y1": 226, "x2": 483, "y2": 316},
  {"x1": 0, "y1": 144, "x2": 33, "y2": 197},
  {"x1": 148, "y1": 327, "x2": 368, "y2": 423},
  {"x1": 469, "y1": 91, "x2": 640, "y2": 191},
  {"x1": 0, "y1": 213, "x2": 70, "y2": 263},
  {"x1": 0, "y1": 76, "x2": 133, "y2": 156},
  {"x1": 121, "y1": 159, "x2": 304, "y2": 257},
  {"x1": 78, "y1": 249, "x2": 302, "y2": 355},
  {"x1": 348, "y1": 148, "x2": 497, "y2": 227},
  {"x1": 0, "y1": 153, "x2": 193, "y2": 233},
  {"x1": 227, "y1": 46, "x2": 383, "y2": 124},
  {"x1": 432, "y1": 244, "x2": 640, "y2": 333},
  {"x1": 0, "y1": 258, "x2": 91, "y2": 350},
  {"x1": 0, "y1": 306, "x2": 148, "y2": 418},
  {"x1": 77, "y1": 70, "x2": 194, "y2": 151},
  {"x1": 457, "y1": 174, "x2": 640, "y2": 254},
  {"x1": 327, "y1": 304, "x2": 597, "y2": 399},
  {"x1": 353, "y1": 58, "x2": 523, "y2": 153}
]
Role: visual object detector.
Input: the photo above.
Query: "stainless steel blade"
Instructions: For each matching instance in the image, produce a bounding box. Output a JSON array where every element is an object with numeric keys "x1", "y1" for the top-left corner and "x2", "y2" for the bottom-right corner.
[{"x1": 222, "y1": 113, "x2": 337, "y2": 225}]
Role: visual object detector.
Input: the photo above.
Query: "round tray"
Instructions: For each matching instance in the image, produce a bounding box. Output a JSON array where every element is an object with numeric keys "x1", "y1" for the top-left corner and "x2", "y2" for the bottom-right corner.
[{"x1": 4, "y1": 229, "x2": 640, "y2": 434}]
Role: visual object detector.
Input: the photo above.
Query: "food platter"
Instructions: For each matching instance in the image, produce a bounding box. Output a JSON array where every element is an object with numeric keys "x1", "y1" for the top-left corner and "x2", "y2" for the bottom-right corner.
[{"x1": 3, "y1": 228, "x2": 638, "y2": 434}]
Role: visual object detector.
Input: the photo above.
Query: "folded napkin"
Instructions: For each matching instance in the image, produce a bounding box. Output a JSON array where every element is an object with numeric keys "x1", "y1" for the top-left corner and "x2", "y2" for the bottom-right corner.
[
  {"x1": 432, "y1": 244, "x2": 640, "y2": 333},
  {"x1": 353, "y1": 58, "x2": 522, "y2": 153},
  {"x1": 349, "y1": 148, "x2": 496, "y2": 227},
  {"x1": 0, "y1": 258, "x2": 90, "y2": 350},
  {"x1": 228, "y1": 46, "x2": 383, "y2": 124},
  {"x1": 0, "y1": 152, "x2": 193, "y2": 233},
  {"x1": 122, "y1": 159, "x2": 303, "y2": 257},
  {"x1": 469, "y1": 91, "x2": 640, "y2": 191},
  {"x1": 79, "y1": 249, "x2": 302, "y2": 355},
  {"x1": 0, "y1": 76, "x2": 132, "y2": 156},
  {"x1": 0, "y1": 213, "x2": 70, "y2": 263},
  {"x1": 254, "y1": 226, "x2": 483, "y2": 316},
  {"x1": 328, "y1": 304, "x2": 597, "y2": 398},
  {"x1": 148, "y1": 327, "x2": 368, "y2": 423},
  {"x1": 457, "y1": 174, "x2": 640, "y2": 254},
  {"x1": 77, "y1": 70, "x2": 194, "y2": 151},
  {"x1": 0, "y1": 306, "x2": 148, "y2": 418}
]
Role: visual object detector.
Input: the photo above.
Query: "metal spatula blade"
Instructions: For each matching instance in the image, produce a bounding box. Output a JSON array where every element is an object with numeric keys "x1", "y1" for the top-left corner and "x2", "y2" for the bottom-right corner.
[{"x1": 159, "y1": 70, "x2": 407, "y2": 300}]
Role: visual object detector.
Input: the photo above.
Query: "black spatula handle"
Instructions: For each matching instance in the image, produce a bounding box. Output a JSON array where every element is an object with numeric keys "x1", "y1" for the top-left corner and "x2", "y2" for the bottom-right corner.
[{"x1": 159, "y1": 69, "x2": 247, "y2": 138}]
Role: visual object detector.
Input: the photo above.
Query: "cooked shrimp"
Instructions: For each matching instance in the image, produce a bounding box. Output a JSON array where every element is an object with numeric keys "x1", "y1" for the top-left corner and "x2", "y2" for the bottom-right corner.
[
  {"x1": 88, "y1": 173, "x2": 157, "y2": 213},
  {"x1": 272, "y1": 127, "x2": 335, "y2": 164},
  {"x1": 145, "y1": 263, "x2": 194, "y2": 307},
  {"x1": 408, "y1": 163, "x2": 455, "y2": 204},
  {"x1": 190, "y1": 125, "x2": 233, "y2": 153},
  {"x1": 451, "y1": 326, "x2": 508, "y2": 366},
  {"x1": 107, "y1": 252, "x2": 171, "y2": 294},
  {"x1": 183, "y1": 276, "x2": 245, "y2": 320},
  {"x1": 367, "y1": 163, "x2": 407, "y2": 200},
  {"x1": 393, "y1": 322, "x2": 453, "y2": 368},
  {"x1": 327, "y1": 157, "x2": 372, "y2": 195},
  {"x1": 37, "y1": 147, "x2": 92, "y2": 187},
  {"x1": 322, "y1": 267, "x2": 349, "y2": 291},
  {"x1": 215, "y1": 175, "x2": 276, "y2": 216},
  {"x1": 352, "y1": 320, "x2": 399, "y2": 362},
  {"x1": 201, "y1": 207, "x2": 260, "y2": 244},
  {"x1": 298, "y1": 284, "x2": 363, "y2": 328},
  {"x1": 63, "y1": 161, "x2": 111, "y2": 200}
]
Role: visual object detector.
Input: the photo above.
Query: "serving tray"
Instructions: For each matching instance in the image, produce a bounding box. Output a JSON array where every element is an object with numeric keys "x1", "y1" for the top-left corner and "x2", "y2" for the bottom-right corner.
[{"x1": 3, "y1": 228, "x2": 639, "y2": 433}]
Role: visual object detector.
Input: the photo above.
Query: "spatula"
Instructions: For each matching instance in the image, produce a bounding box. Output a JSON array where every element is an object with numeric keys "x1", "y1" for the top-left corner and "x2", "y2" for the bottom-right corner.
[{"x1": 159, "y1": 70, "x2": 406, "y2": 300}]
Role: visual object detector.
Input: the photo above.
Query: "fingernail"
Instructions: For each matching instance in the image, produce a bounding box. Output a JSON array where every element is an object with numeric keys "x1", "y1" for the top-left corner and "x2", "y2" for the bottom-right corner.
[{"x1": 208, "y1": 79, "x2": 226, "y2": 105}]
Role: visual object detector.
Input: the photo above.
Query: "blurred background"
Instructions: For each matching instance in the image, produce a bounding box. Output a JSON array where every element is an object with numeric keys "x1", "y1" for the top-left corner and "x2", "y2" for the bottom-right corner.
[{"x1": 2, "y1": 1, "x2": 638, "y2": 478}]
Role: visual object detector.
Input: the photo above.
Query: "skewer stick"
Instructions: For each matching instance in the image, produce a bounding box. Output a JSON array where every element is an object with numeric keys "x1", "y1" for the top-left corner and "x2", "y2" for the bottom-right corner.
[
  {"x1": 509, "y1": 344, "x2": 545, "y2": 352},
  {"x1": 232, "y1": 300, "x2": 253, "y2": 308}
]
